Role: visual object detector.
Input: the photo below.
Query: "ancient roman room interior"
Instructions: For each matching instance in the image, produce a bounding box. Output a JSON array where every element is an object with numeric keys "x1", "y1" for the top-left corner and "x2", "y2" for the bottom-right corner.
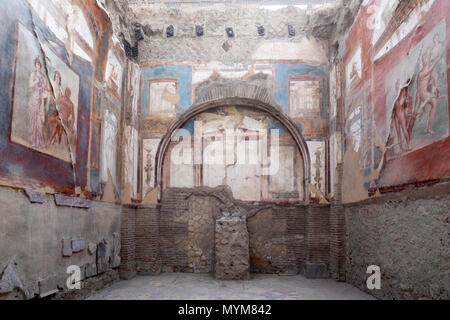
[{"x1": 0, "y1": 0, "x2": 448, "y2": 301}]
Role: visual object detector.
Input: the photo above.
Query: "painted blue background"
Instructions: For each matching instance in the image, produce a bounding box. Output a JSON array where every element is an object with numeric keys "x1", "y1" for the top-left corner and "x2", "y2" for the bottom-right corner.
[
  {"x1": 141, "y1": 63, "x2": 327, "y2": 136},
  {"x1": 142, "y1": 65, "x2": 193, "y2": 116}
]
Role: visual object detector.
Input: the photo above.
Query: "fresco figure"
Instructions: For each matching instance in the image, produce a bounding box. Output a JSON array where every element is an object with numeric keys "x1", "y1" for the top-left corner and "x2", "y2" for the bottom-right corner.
[
  {"x1": 144, "y1": 150, "x2": 154, "y2": 188},
  {"x1": 101, "y1": 110, "x2": 118, "y2": 186},
  {"x1": 47, "y1": 71, "x2": 65, "y2": 146},
  {"x1": 349, "y1": 61, "x2": 360, "y2": 83},
  {"x1": 28, "y1": 57, "x2": 50, "y2": 149},
  {"x1": 46, "y1": 71, "x2": 75, "y2": 147},
  {"x1": 57, "y1": 88, "x2": 75, "y2": 133},
  {"x1": 409, "y1": 41, "x2": 444, "y2": 136},
  {"x1": 389, "y1": 79, "x2": 413, "y2": 151}
]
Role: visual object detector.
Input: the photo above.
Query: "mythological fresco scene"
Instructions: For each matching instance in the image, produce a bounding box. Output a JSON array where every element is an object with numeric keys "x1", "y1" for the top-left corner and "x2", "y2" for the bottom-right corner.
[{"x1": 0, "y1": 0, "x2": 448, "y2": 303}]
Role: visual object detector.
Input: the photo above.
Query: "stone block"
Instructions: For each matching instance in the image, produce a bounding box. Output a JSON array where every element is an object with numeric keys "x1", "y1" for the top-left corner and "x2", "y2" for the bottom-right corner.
[
  {"x1": 62, "y1": 237, "x2": 72, "y2": 257},
  {"x1": 215, "y1": 216, "x2": 250, "y2": 281},
  {"x1": 257, "y1": 25, "x2": 265, "y2": 36},
  {"x1": 38, "y1": 275, "x2": 59, "y2": 298},
  {"x1": 112, "y1": 232, "x2": 121, "y2": 268},
  {"x1": 24, "y1": 189, "x2": 46, "y2": 204},
  {"x1": 0, "y1": 261, "x2": 26, "y2": 296},
  {"x1": 166, "y1": 25, "x2": 174, "y2": 38},
  {"x1": 97, "y1": 242, "x2": 108, "y2": 274},
  {"x1": 71, "y1": 237, "x2": 86, "y2": 253},
  {"x1": 88, "y1": 243, "x2": 97, "y2": 255},
  {"x1": 84, "y1": 263, "x2": 98, "y2": 279},
  {"x1": 226, "y1": 27, "x2": 234, "y2": 38},
  {"x1": 195, "y1": 25, "x2": 204, "y2": 37},
  {"x1": 288, "y1": 24, "x2": 295, "y2": 37},
  {"x1": 55, "y1": 194, "x2": 90, "y2": 208}
]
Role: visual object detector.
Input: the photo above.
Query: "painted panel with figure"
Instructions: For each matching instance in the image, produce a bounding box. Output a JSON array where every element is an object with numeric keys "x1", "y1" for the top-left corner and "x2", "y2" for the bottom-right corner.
[
  {"x1": 307, "y1": 141, "x2": 326, "y2": 200},
  {"x1": 142, "y1": 138, "x2": 161, "y2": 197},
  {"x1": 124, "y1": 126, "x2": 139, "y2": 198},
  {"x1": 100, "y1": 109, "x2": 118, "y2": 186},
  {"x1": 289, "y1": 78, "x2": 321, "y2": 118},
  {"x1": 385, "y1": 22, "x2": 448, "y2": 159},
  {"x1": 11, "y1": 23, "x2": 79, "y2": 163},
  {"x1": 148, "y1": 80, "x2": 178, "y2": 117},
  {"x1": 105, "y1": 49, "x2": 123, "y2": 100},
  {"x1": 341, "y1": 0, "x2": 450, "y2": 203}
]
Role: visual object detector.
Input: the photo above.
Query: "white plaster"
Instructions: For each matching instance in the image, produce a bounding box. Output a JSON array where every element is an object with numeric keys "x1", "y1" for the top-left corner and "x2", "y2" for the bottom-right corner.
[
  {"x1": 374, "y1": 0, "x2": 436, "y2": 61},
  {"x1": 105, "y1": 50, "x2": 123, "y2": 96},
  {"x1": 101, "y1": 110, "x2": 118, "y2": 185},
  {"x1": 252, "y1": 39, "x2": 327, "y2": 63},
  {"x1": 124, "y1": 126, "x2": 139, "y2": 197},
  {"x1": 289, "y1": 80, "x2": 321, "y2": 117},
  {"x1": 148, "y1": 81, "x2": 177, "y2": 117},
  {"x1": 307, "y1": 141, "x2": 326, "y2": 197},
  {"x1": 269, "y1": 146, "x2": 295, "y2": 193},
  {"x1": 346, "y1": 45, "x2": 362, "y2": 88},
  {"x1": 143, "y1": 138, "x2": 161, "y2": 195}
]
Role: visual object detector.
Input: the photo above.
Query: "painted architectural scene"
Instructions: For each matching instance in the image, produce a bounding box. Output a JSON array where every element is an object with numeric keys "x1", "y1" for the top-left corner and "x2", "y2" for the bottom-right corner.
[
  {"x1": 162, "y1": 106, "x2": 306, "y2": 202},
  {"x1": 140, "y1": 61, "x2": 328, "y2": 203}
]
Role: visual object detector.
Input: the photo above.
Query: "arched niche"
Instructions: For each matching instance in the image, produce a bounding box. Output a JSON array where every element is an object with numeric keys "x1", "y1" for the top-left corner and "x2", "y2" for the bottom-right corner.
[{"x1": 154, "y1": 97, "x2": 311, "y2": 202}]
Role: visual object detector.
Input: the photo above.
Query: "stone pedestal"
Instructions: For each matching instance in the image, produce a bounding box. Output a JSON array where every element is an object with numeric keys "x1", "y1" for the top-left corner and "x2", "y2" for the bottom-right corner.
[{"x1": 215, "y1": 216, "x2": 250, "y2": 280}]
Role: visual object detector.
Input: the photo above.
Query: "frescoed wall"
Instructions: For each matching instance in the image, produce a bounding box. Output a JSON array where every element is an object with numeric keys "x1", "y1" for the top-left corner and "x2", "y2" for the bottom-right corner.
[
  {"x1": 0, "y1": 0, "x2": 130, "y2": 300},
  {"x1": 139, "y1": 61, "x2": 329, "y2": 203},
  {"x1": 340, "y1": 0, "x2": 450, "y2": 204},
  {"x1": 162, "y1": 106, "x2": 305, "y2": 202},
  {"x1": 0, "y1": 0, "x2": 130, "y2": 202}
]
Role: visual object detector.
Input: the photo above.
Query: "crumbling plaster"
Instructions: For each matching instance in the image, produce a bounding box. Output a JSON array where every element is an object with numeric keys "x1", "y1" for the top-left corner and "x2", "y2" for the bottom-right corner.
[{"x1": 104, "y1": 0, "x2": 364, "y2": 64}]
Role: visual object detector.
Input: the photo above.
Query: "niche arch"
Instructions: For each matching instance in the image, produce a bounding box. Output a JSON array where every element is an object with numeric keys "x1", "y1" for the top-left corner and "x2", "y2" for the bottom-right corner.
[{"x1": 154, "y1": 97, "x2": 311, "y2": 202}]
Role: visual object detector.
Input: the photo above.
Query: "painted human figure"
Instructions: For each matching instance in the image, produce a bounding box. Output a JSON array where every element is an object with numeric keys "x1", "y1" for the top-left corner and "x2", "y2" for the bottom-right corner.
[
  {"x1": 428, "y1": 35, "x2": 443, "y2": 98},
  {"x1": 391, "y1": 79, "x2": 413, "y2": 151},
  {"x1": 101, "y1": 110, "x2": 118, "y2": 185},
  {"x1": 409, "y1": 40, "x2": 444, "y2": 136},
  {"x1": 28, "y1": 57, "x2": 49, "y2": 148},
  {"x1": 349, "y1": 61, "x2": 360, "y2": 83},
  {"x1": 144, "y1": 149, "x2": 154, "y2": 188},
  {"x1": 47, "y1": 71, "x2": 65, "y2": 146},
  {"x1": 57, "y1": 87, "x2": 75, "y2": 134}
]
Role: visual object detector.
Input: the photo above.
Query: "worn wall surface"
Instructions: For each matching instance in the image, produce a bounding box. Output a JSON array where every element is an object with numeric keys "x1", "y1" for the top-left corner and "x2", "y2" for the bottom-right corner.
[
  {"x1": 140, "y1": 61, "x2": 330, "y2": 203},
  {"x1": 162, "y1": 106, "x2": 306, "y2": 202},
  {"x1": 0, "y1": 0, "x2": 137, "y2": 300},
  {"x1": 330, "y1": 0, "x2": 450, "y2": 300},
  {"x1": 0, "y1": 0, "x2": 139, "y2": 203},
  {"x1": 154, "y1": 187, "x2": 326, "y2": 275},
  {"x1": 129, "y1": 4, "x2": 332, "y2": 65},
  {"x1": 345, "y1": 182, "x2": 450, "y2": 300},
  {"x1": 338, "y1": 0, "x2": 450, "y2": 204},
  {"x1": 0, "y1": 185, "x2": 121, "y2": 300}
]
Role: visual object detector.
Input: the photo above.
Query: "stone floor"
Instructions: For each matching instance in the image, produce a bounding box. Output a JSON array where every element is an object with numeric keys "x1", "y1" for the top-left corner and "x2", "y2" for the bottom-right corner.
[{"x1": 87, "y1": 273, "x2": 375, "y2": 300}]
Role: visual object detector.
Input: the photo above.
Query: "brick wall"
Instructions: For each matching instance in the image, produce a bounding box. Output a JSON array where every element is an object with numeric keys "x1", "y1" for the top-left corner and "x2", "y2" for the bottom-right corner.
[
  {"x1": 329, "y1": 163, "x2": 346, "y2": 281},
  {"x1": 136, "y1": 206, "x2": 161, "y2": 275},
  {"x1": 306, "y1": 205, "x2": 330, "y2": 265},
  {"x1": 249, "y1": 206, "x2": 307, "y2": 274},
  {"x1": 159, "y1": 189, "x2": 191, "y2": 271},
  {"x1": 120, "y1": 188, "x2": 335, "y2": 277},
  {"x1": 119, "y1": 205, "x2": 137, "y2": 279},
  {"x1": 120, "y1": 205, "x2": 162, "y2": 278}
]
